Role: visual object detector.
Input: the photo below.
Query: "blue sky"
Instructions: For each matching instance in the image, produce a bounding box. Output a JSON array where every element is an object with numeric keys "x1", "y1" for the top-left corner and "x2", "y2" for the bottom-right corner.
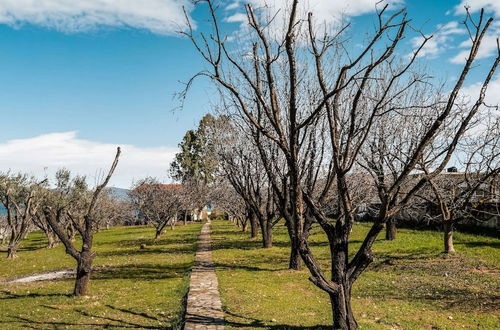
[{"x1": 0, "y1": 0, "x2": 498, "y2": 188}]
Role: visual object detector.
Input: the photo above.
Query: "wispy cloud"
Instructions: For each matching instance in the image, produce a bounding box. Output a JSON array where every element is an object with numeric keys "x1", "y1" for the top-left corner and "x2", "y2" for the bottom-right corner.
[
  {"x1": 0, "y1": 132, "x2": 177, "y2": 188},
  {"x1": 450, "y1": 22, "x2": 500, "y2": 64},
  {"x1": 236, "y1": 0, "x2": 404, "y2": 23},
  {"x1": 461, "y1": 74, "x2": 500, "y2": 107},
  {"x1": 454, "y1": 0, "x2": 500, "y2": 16},
  {"x1": 0, "y1": 0, "x2": 194, "y2": 35},
  {"x1": 450, "y1": 1, "x2": 500, "y2": 64},
  {"x1": 223, "y1": 0, "x2": 404, "y2": 45},
  {"x1": 409, "y1": 21, "x2": 466, "y2": 59}
]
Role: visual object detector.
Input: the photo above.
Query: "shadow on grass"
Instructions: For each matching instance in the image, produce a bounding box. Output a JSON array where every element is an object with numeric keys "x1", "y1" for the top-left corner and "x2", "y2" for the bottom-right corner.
[
  {"x1": 2, "y1": 306, "x2": 171, "y2": 329},
  {"x1": 214, "y1": 262, "x2": 289, "y2": 272},
  {"x1": 0, "y1": 290, "x2": 71, "y2": 300},
  {"x1": 98, "y1": 244, "x2": 197, "y2": 257},
  {"x1": 106, "y1": 234, "x2": 199, "y2": 247},
  {"x1": 93, "y1": 262, "x2": 193, "y2": 281},
  {"x1": 223, "y1": 310, "x2": 331, "y2": 329},
  {"x1": 457, "y1": 240, "x2": 500, "y2": 249}
]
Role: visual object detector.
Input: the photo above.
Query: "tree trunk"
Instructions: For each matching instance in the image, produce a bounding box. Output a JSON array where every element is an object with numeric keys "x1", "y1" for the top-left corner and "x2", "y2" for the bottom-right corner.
[
  {"x1": 444, "y1": 221, "x2": 455, "y2": 254},
  {"x1": 329, "y1": 286, "x2": 357, "y2": 329},
  {"x1": 7, "y1": 245, "x2": 18, "y2": 259},
  {"x1": 285, "y1": 220, "x2": 301, "y2": 270},
  {"x1": 248, "y1": 212, "x2": 258, "y2": 238},
  {"x1": 289, "y1": 237, "x2": 301, "y2": 270},
  {"x1": 260, "y1": 220, "x2": 273, "y2": 248},
  {"x1": 385, "y1": 218, "x2": 397, "y2": 241},
  {"x1": 67, "y1": 223, "x2": 76, "y2": 242},
  {"x1": 154, "y1": 229, "x2": 162, "y2": 241},
  {"x1": 183, "y1": 211, "x2": 188, "y2": 225},
  {"x1": 47, "y1": 231, "x2": 59, "y2": 248},
  {"x1": 7, "y1": 230, "x2": 19, "y2": 259},
  {"x1": 74, "y1": 253, "x2": 93, "y2": 296},
  {"x1": 240, "y1": 219, "x2": 248, "y2": 232}
]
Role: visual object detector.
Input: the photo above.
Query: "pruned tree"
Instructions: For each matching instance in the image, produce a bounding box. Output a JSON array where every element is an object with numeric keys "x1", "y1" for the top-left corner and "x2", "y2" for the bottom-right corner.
[
  {"x1": 184, "y1": 1, "x2": 499, "y2": 328},
  {"x1": 43, "y1": 148, "x2": 121, "y2": 296},
  {"x1": 214, "y1": 118, "x2": 280, "y2": 247},
  {"x1": 0, "y1": 173, "x2": 46, "y2": 259},
  {"x1": 210, "y1": 181, "x2": 247, "y2": 229},
  {"x1": 33, "y1": 209, "x2": 60, "y2": 248},
  {"x1": 92, "y1": 192, "x2": 136, "y2": 230},
  {"x1": 420, "y1": 118, "x2": 500, "y2": 253},
  {"x1": 130, "y1": 177, "x2": 184, "y2": 240}
]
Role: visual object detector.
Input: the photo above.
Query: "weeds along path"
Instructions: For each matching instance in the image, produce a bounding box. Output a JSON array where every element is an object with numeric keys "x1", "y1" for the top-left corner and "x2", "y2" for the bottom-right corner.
[{"x1": 184, "y1": 220, "x2": 225, "y2": 330}]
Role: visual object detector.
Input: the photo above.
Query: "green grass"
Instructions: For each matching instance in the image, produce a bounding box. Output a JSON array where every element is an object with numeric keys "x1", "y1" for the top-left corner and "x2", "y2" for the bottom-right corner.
[
  {"x1": 211, "y1": 220, "x2": 500, "y2": 329},
  {"x1": 0, "y1": 223, "x2": 202, "y2": 329}
]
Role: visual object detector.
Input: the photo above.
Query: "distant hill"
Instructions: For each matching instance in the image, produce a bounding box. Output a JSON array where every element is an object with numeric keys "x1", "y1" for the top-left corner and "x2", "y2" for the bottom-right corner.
[{"x1": 105, "y1": 187, "x2": 131, "y2": 201}]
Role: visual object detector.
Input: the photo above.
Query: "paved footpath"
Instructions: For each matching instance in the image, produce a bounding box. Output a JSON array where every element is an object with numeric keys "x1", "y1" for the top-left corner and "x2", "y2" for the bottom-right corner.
[{"x1": 184, "y1": 220, "x2": 225, "y2": 330}]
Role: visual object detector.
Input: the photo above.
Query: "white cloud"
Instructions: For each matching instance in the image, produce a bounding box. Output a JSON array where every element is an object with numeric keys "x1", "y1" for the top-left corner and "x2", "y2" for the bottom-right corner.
[
  {"x1": 245, "y1": 0, "x2": 403, "y2": 22},
  {"x1": 0, "y1": 132, "x2": 177, "y2": 189},
  {"x1": 450, "y1": 22, "x2": 500, "y2": 64},
  {"x1": 224, "y1": 0, "x2": 404, "y2": 45},
  {"x1": 226, "y1": 13, "x2": 247, "y2": 23},
  {"x1": 0, "y1": 0, "x2": 193, "y2": 34},
  {"x1": 461, "y1": 74, "x2": 500, "y2": 107},
  {"x1": 455, "y1": 0, "x2": 500, "y2": 16},
  {"x1": 410, "y1": 21, "x2": 466, "y2": 59},
  {"x1": 459, "y1": 74, "x2": 500, "y2": 136},
  {"x1": 450, "y1": 2, "x2": 500, "y2": 64},
  {"x1": 225, "y1": 0, "x2": 403, "y2": 31}
]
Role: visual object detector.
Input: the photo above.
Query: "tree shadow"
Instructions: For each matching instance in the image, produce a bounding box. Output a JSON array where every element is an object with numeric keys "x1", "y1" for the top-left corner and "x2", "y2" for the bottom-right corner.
[
  {"x1": 110, "y1": 232, "x2": 200, "y2": 246},
  {"x1": 222, "y1": 310, "x2": 331, "y2": 329},
  {"x1": 2, "y1": 307, "x2": 172, "y2": 329},
  {"x1": 457, "y1": 240, "x2": 500, "y2": 249},
  {"x1": 0, "y1": 290, "x2": 71, "y2": 300},
  {"x1": 98, "y1": 244, "x2": 197, "y2": 257},
  {"x1": 93, "y1": 262, "x2": 193, "y2": 281},
  {"x1": 214, "y1": 262, "x2": 289, "y2": 272}
]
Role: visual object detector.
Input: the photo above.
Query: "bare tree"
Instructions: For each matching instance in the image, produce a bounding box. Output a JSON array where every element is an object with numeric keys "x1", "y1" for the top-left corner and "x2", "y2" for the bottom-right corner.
[
  {"x1": 184, "y1": 1, "x2": 499, "y2": 328},
  {"x1": 214, "y1": 118, "x2": 280, "y2": 247},
  {"x1": 43, "y1": 148, "x2": 121, "y2": 296},
  {"x1": 130, "y1": 178, "x2": 184, "y2": 241},
  {"x1": 210, "y1": 181, "x2": 247, "y2": 229},
  {"x1": 420, "y1": 118, "x2": 500, "y2": 253}
]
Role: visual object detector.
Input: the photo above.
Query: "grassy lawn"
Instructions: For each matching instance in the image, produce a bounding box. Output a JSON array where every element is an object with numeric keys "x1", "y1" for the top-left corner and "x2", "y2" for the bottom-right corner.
[
  {"x1": 211, "y1": 220, "x2": 500, "y2": 329},
  {"x1": 0, "y1": 223, "x2": 202, "y2": 329}
]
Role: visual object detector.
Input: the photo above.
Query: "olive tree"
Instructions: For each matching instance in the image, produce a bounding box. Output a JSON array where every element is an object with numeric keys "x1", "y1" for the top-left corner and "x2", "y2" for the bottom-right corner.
[
  {"x1": 0, "y1": 173, "x2": 46, "y2": 259},
  {"x1": 42, "y1": 148, "x2": 121, "y2": 296}
]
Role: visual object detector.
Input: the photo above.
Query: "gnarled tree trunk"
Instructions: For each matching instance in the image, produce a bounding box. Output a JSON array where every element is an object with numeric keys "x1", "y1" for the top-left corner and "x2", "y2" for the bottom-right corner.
[
  {"x1": 47, "y1": 231, "x2": 60, "y2": 248},
  {"x1": 74, "y1": 251, "x2": 94, "y2": 296}
]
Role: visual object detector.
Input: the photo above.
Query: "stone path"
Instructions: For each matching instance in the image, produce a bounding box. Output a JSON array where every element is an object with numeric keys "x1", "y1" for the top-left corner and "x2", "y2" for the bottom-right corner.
[{"x1": 184, "y1": 220, "x2": 225, "y2": 330}]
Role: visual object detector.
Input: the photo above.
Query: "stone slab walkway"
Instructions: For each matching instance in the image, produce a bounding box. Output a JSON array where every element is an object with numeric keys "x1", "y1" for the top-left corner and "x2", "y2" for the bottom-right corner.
[{"x1": 184, "y1": 220, "x2": 225, "y2": 330}]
